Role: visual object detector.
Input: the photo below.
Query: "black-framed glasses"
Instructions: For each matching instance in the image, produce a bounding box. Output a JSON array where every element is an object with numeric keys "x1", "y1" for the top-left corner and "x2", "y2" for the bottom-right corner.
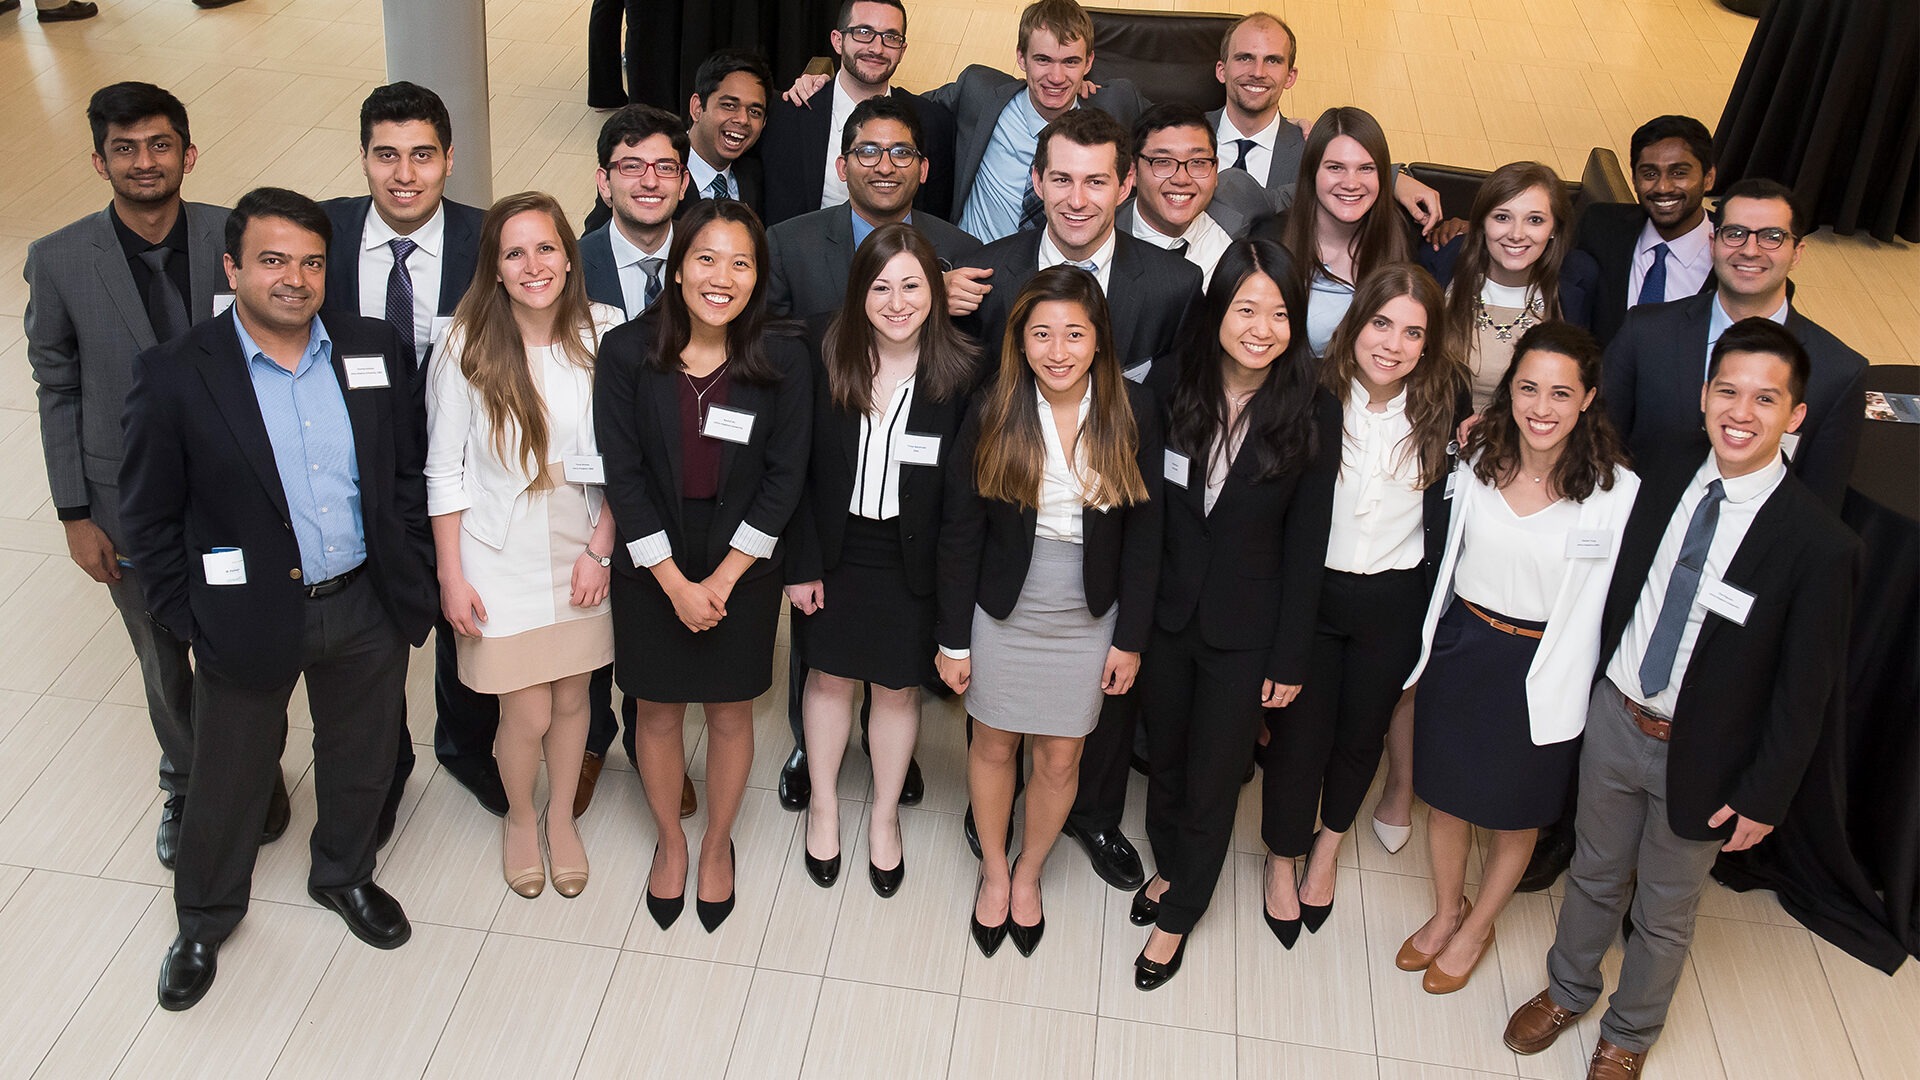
[
  {"x1": 846, "y1": 143, "x2": 923, "y2": 168},
  {"x1": 608, "y1": 158, "x2": 683, "y2": 179},
  {"x1": 1138, "y1": 154, "x2": 1217, "y2": 180},
  {"x1": 842, "y1": 25, "x2": 907, "y2": 48},
  {"x1": 1713, "y1": 224, "x2": 1794, "y2": 250}
]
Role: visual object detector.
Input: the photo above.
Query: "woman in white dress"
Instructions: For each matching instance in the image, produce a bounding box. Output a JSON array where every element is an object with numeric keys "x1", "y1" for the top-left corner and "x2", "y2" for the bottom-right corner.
[{"x1": 427, "y1": 191, "x2": 622, "y2": 900}]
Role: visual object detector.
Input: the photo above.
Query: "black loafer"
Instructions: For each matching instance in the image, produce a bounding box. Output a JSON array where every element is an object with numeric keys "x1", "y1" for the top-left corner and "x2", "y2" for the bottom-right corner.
[
  {"x1": 1134, "y1": 933, "x2": 1188, "y2": 991},
  {"x1": 156, "y1": 794, "x2": 185, "y2": 870},
  {"x1": 442, "y1": 757, "x2": 509, "y2": 817},
  {"x1": 777, "y1": 748, "x2": 809, "y2": 811},
  {"x1": 308, "y1": 882, "x2": 411, "y2": 949},
  {"x1": 899, "y1": 756, "x2": 925, "y2": 806},
  {"x1": 1129, "y1": 878, "x2": 1161, "y2": 926},
  {"x1": 869, "y1": 857, "x2": 904, "y2": 898},
  {"x1": 261, "y1": 772, "x2": 291, "y2": 844},
  {"x1": 1064, "y1": 822, "x2": 1144, "y2": 891},
  {"x1": 158, "y1": 935, "x2": 218, "y2": 1010}
]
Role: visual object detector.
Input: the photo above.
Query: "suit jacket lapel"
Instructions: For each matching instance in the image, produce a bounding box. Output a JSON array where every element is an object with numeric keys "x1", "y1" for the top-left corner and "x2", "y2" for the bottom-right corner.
[
  {"x1": 194, "y1": 321, "x2": 293, "y2": 522},
  {"x1": 90, "y1": 208, "x2": 159, "y2": 350},
  {"x1": 1106, "y1": 239, "x2": 1149, "y2": 359},
  {"x1": 820, "y1": 208, "x2": 852, "y2": 281},
  {"x1": 649, "y1": 367, "x2": 686, "y2": 533},
  {"x1": 440, "y1": 203, "x2": 477, "y2": 314},
  {"x1": 187, "y1": 205, "x2": 226, "y2": 323}
]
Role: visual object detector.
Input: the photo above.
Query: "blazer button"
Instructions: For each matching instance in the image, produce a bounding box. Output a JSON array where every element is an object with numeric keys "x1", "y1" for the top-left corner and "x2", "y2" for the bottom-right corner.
[
  {"x1": 283, "y1": 521, "x2": 292, "y2": 531},
  {"x1": 905, "y1": 533, "x2": 915, "y2": 541},
  {"x1": 289, "y1": 568, "x2": 302, "y2": 580}
]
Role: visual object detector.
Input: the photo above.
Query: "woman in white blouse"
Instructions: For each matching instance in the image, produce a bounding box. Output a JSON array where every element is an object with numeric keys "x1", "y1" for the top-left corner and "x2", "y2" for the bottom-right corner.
[{"x1": 427, "y1": 192, "x2": 621, "y2": 900}]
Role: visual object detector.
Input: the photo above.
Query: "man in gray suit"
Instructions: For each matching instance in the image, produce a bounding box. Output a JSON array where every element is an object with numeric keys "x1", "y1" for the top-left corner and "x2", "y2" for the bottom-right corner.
[{"x1": 24, "y1": 82, "x2": 286, "y2": 870}]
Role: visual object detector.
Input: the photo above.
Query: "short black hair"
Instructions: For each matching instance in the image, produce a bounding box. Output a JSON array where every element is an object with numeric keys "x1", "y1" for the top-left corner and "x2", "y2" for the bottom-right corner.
[
  {"x1": 225, "y1": 187, "x2": 331, "y2": 260},
  {"x1": 596, "y1": 104, "x2": 691, "y2": 170},
  {"x1": 358, "y1": 81, "x2": 453, "y2": 152},
  {"x1": 1033, "y1": 107, "x2": 1133, "y2": 180},
  {"x1": 837, "y1": 0, "x2": 906, "y2": 30},
  {"x1": 1629, "y1": 115, "x2": 1714, "y2": 175},
  {"x1": 87, "y1": 82, "x2": 190, "y2": 158},
  {"x1": 1131, "y1": 102, "x2": 1216, "y2": 157},
  {"x1": 840, "y1": 95, "x2": 924, "y2": 156},
  {"x1": 692, "y1": 49, "x2": 772, "y2": 110},
  {"x1": 1709, "y1": 317, "x2": 1810, "y2": 405},
  {"x1": 1715, "y1": 177, "x2": 1807, "y2": 237}
]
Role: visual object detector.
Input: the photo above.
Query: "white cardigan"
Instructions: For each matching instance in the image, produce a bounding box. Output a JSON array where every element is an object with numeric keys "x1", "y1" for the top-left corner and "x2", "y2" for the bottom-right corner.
[
  {"x1": 424, "y1": 303, "x2": 623, "y2": 549},
  {"x1": 1404, "y1": 458, "x2": 1641, "y2": 745}
]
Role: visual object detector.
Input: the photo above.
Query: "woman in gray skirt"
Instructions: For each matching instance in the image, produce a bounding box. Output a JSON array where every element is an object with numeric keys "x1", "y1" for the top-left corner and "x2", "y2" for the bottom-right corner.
[{"x1": 934, "y1": 267, "x2": 1164, "y2": 958}]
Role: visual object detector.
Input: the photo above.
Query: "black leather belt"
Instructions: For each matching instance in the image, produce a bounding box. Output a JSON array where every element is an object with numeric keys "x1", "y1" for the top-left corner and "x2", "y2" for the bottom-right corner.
[{"x1": 304, "y1": 565, "x2": 362, "y2": 599}]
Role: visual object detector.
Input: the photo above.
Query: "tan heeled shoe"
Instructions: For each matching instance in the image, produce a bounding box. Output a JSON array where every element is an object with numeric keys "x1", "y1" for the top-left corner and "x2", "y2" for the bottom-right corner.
[
  {"x1": 543, "y1": 810, "x2": 589, "y2": 899},
  {"x1": 1396, "y1": 896, "x2": 1472, "y2": 971},
  {"x1": 504, "y1": 817, "x2": 544, "y2": 899},
  {"x1": 1423, "y1": 925, "x2": 1495, "y2": 994}
]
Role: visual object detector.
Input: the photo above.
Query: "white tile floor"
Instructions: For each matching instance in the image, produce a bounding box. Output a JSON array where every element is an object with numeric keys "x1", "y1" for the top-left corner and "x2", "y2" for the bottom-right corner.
[{"x1": 1, "y1": 0, "x2": 1915, "y2": 1078}]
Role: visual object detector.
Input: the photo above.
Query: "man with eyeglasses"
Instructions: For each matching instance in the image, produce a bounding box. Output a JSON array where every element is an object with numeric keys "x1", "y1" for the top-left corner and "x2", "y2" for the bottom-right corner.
[
  {"x1": 1117, "y1": 104, "x2": 1270, "y2": 287},
  {"x1": 759, "y1": 0, "x2": 958, "y2": 226},
  {"x1": 581, "y1": 105, "x2": 691, "y2": 321},
  {"x1": 1601, "y1": 178, "x2": 1865, "y2": 509}
]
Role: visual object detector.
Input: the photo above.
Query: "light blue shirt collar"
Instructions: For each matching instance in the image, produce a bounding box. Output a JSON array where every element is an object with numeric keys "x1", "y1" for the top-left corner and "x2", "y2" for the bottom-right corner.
[
  {"x1": 233, "y1": 310, "x2": 331, "y2": 375},
  {"x1": 849, "y1": 206, "x2": 911, "y2": 250}
]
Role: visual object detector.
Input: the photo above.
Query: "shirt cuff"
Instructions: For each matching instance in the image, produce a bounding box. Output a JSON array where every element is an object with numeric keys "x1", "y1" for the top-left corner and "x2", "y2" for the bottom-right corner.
[
  {"x1": 729, "y1": 521, "x2": 778, "y2": 560},
  {"x1": 938, "y1": 645, "x2": 970, "y2": 660},
  {"x1": 626, "y1": 531, "x2": 673, "y2": 568},
  {"x1": 56, "y1": 504, "x2": 91, "y2": 522}
]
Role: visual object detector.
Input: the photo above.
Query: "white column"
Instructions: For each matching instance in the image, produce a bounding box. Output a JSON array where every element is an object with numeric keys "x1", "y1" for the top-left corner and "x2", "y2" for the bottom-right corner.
[{"x1": 382, "y1": 0, "x2": 493, "y2": 208}]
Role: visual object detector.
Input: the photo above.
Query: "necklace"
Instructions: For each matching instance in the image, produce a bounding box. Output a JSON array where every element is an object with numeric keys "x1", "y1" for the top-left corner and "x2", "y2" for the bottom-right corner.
[
  {"x1": 1474, "y1": 291, "x2": 1546, "y2": 343},
  {"x1": 684, "y1": 360, "x2": 730, "y2": 423}
]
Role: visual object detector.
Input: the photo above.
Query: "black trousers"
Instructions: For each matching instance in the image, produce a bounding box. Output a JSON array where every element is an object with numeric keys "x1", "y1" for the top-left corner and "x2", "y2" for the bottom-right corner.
[
  {"x1": 176, "y1": 574, "x2": 407, "y2": 943},
  {"x1": 585, "y1": 0, "x2": 631, "y2": 107},
  {"x1": 1067, "y1": 685, "x2": 1136, "y2": 833},
  {"x1": 1139, "y1": 621, "x2": 1268, "y2": 934},
  {"x1": 1261, "y1": 568, "x2": 1427, "y2": 857}
]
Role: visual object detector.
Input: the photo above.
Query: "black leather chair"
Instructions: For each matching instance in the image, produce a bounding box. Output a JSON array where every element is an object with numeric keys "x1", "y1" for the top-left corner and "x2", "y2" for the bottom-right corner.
[
  {"x1": 1406, "y1": 148, "x2": 1635, "y2": 229},
  {"x1": 1087, "y1": 7, "x2": 1236, "y2": 111}
]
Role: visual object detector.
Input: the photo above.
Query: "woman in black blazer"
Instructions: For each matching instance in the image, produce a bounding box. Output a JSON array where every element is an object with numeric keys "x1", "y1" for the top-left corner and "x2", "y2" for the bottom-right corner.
[
  {"x1": 936, "y1": 266, "x2": 1162, "y2": 959},
  {"x1": 1128, "y1": 240, "x2": 1338, "y2": 990},
  {"x1": 783, "y1": 224, "x2": 977, "y2": 897},
  {"x1": 594, "y1": 199, "x2": 811, "y2": 934}
]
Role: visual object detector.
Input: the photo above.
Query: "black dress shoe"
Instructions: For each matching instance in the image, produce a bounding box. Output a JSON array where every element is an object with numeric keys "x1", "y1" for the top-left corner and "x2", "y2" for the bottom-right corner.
[
  {"x1": 1063, "y1": 822, "x2": 1145, "y2": 891},
  {"x1": 803, "y1": 847, "x2": 840, "y2": 888},
  {"x1": 778, "y1": 747, "x2": 809, "y2": 811},
  {"x1": 1134, "y1": 933, "x2": 1188, "y2": 991},
  {"x1": 442, "y1": 757, "x2": 509, "y2": 816},
  {"x1": 158, "y1": 935, "x2": 218, "y2": 1011},
  {"x1": 308, "y1": 882, "x2": 411, "y2": 949},
  {"x1": 1129, "y1": 877, "x2": 1161, "y2": 926},
  {"x1": 1264, "y1": 906, "x2": 1302, "y2": 949},
  {"x1": 1517, "y1": 821, "x2": 1575, "y2": 893},
  {"x1": 899, "y1": 756, "x2": 925, "y2": 806},
  {"x1": 970, "y1": 876, "x2": 1008, "y2": 957},
  {"x1": 261, "y1": 772, "x2": 291, "y2": 844},
  {"x1": 645, "y1": 845, "x2": 683, "y2": 929},
  {"x1": 869, "y1": 856, "x2": 904, "y2": 898},
  {"x1": 375, "y1": 810, "x2": 397, "y2": 851},
  {"x1": 697, "y1": 842, "x2": 736, "y2": 932},
  {"x1": 156, "y1": 794, "x2": 184, "y2": 870},
  {"x1": 37, "y1": 1, "x2": 99, "y2": 21}
]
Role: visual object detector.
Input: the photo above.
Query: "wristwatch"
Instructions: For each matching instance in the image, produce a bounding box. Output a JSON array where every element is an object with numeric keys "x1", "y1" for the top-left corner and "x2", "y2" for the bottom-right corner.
[{"x1": 586, "y1": 547, "x2": 612, "y2": 567}]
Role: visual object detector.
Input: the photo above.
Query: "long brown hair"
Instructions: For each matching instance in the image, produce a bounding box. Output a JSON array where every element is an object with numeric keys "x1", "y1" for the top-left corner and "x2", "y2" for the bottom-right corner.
[
  {"x1": 1282, "y1": 107, "x2": 1409, "y2": 291},
  {"x1": 972, "y1": 267, "x2": 1148, "y2": 510},
  {"x1": 449, "y1": 191, "x2": 599, "y2": 490},
  {"x1": 1466, "y1": 321, "x2": 1629, "y2": 502},
  {"x1": 822, "y1": 223, "x2": 978, "y2": 412},
  {"x1": 1320, "y1": 262, "x2": 1466, "y2": 488},
  {"x1": 648, "y1": 199, "x2": 784, "y2": 383},
  {"x1": 1441, "y1": 162, "x2": 1572, "y2": 368}
]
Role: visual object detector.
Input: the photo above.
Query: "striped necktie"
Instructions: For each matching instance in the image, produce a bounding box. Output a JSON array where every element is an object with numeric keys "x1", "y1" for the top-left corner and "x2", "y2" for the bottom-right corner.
[{"x1": 385, "y1": 238, "x2": 417, "y2": 352}]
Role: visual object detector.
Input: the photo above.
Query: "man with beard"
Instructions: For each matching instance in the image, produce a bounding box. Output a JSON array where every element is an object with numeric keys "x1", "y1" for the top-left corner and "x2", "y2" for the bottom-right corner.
[
  {"x1": 25, "y1": 81, "x2": 289, "y2": 874},
  {"x1": 1577, "y1": 115, "x2": 1720, "y2": 347}
]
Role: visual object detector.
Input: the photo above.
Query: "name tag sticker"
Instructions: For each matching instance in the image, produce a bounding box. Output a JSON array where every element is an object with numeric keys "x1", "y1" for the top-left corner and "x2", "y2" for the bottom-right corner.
[
  {"x1": 212, "y1": 293, "x2": 236, "y2": 316},
  {"x1": 1565, "y1": 528, "x2": 1613, "y2": 559},
  {"x1": 432, "y1": 315, "x2": 455, "y2": 344},
  {"x1": 894, "y1": 432, "x2": 941, "y2": 466},
  {"x1": 563, "y1": 454, "x2": 606, "y2": 484},
  {"x1": 343, "y1": 354, "x2": 390, "y2": 389},
  {"x1": 1122, "y1": 360, "x2": 1152, "y2": 384},
  {"x1": 1779, "y1": 431, "x2": 1800, "y2": 462},
  {"x1": 1164, "y1": 449, "x2": 1190, "y2": 488},
  {"x1": 1444, "y1": 472, "x2": 1458, "y2": 500},
  {"x1": 1699, "y1": 578, "x2": 1755, "y2": 626},
  {"x1": 701, "y1": 404, "x2": 755, "y2": 444},
  {"x1": 202, "y1": 547, "x2": 246, "y2": 586}
]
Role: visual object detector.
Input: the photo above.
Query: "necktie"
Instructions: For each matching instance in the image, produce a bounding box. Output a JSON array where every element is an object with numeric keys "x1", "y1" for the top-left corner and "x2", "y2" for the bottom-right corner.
[
  {"x1": 1637, "y1": 241, "x2": 1669, "y2": 307},
  {"x1": 1231, "y1": 138, "x2": 1256, "y2": 172},
  {"x1": 709, "y1": 173, "x2": 730, "y2": 201},
  {"x1": 385, "y1": 238, "x2": 417, "y2": 351},
  {"x1": 1075, "y1": 259, "x2": 1098, "y2": 274},
  {"x1": 1169, "y1": 240, "x2": 1190, "y2": 258},
  {"x1": 640, "y1": 256, "x2": 664, "y2": 310},
  {"x1": 1018, "y1": 183, "x2": 1045, "y2": 234},
  {"x1": 137, "y1": 247, "x2": 190, "y2": 342},
  {"x1": 1637, "y1": 478, "x2": 1726, "y2": 696}
]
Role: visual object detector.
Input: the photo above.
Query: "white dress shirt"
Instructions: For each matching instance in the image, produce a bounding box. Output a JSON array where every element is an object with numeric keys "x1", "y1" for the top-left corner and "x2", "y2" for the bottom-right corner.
[
  {"x1": 1627, "y1": 215, "x2": 1713, "y2": 307},
  {"x1": 818, "y1": 76, "x2": 875, "y2": 211},
  {"x1": 851, "y1": 373, "x2": 916, "y2": 519},
  {"x1": 1326, "y1": 382, "x2": 1425, "y2": 574},
  {"x1": 1608, "y1": 454, "x2": 1786, "y2": 718},
  {"x1": 608, "y1": 222, "x2": 672, "y2": 321},
  {"x1": 358, "y1": 201, "x2": 445, "y2": 362},
  {"x1": 686, "y1": 151, "x2": 737, "y2": 201},
  {"x1": 1128, "y1": 207, "x2": 1233, "y2": 287},
  {"x1": 1038, "y1": 229, "x2": 1116, "y2": 293},
  {"x1": 1035, "y1": 381, "x2": 1095, "y2": 542},
  {"x1": 1215, "y1": 110, "x2": 1280, "y2": 186}
]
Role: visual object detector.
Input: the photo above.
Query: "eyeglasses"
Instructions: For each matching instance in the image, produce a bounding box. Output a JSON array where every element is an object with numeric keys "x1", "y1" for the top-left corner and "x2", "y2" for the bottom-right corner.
[
  {"x1": 607, "y1": 158, "x2": 683, "y2": 179},
  {"x1": 842, "y1": 25, "x2": 907, "y2": 48},
  {"x1": 1713, "y1": 224, "x2": 1794, "y2": 250},
  {"x1": 1138, "y1": 155, "x2": 1217, "y2": 180},
  {"x1": 846, "y1": 143, "x2": 923, "y2": 168}
]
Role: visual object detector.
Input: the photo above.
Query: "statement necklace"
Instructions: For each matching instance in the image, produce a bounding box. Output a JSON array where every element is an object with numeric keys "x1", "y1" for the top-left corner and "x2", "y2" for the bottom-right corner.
[{"x1": 1474, "y1": 289, "x2": 1546, "y2": 343}]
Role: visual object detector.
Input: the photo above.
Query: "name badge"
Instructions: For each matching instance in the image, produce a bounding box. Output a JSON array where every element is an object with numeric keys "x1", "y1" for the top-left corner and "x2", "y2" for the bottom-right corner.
[
  {"x1": 1778, "y1": 431, "x2": 1800, "y2": 462},
  {"x1": 1444, "y1": 471, "x2": 1458, "y2": 500},
  {"x1": 563, "y1": 454, "x2": 606, "y2": 484},
  {"x1": 1121, "y1": 360, "x2": 1152, "y2": 384},
  {"x1": 212, "y1": 293, "x2": 236, "y2": 317},
  {"x1": 202, "y1": 547, "x2": 246, "y2": 586},
  {"x1": 1699, "y1": 578, "x2": 1756, "y2": 626},
  {"x1": 1163, "y1": 449, "x2": 1190, "y2": 488},
  {"x1": 894, "y1": 432, "x2": 941, "y2": 466},
  {"x1": 343, "y1": 354, "x2": 390, "y2": 389},
  {"x1": 702, "y1": 404, "x2": 755, "y2": 444},
  {"x1": 1565, "y1": 528, "x2": 1613, "y2": 559},
  {"x1": 432, "y1": 315, "x2": 455, "y2": 344}
]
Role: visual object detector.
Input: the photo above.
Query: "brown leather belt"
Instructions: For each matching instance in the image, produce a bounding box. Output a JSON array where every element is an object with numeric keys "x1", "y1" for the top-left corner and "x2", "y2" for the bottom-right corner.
[
  {"x1": 1620, "y1": 691, "x2": 1672, "y2": 741},
  {"x1": 1462, "y1": 600, "x2": 1544, "y2": 640}
]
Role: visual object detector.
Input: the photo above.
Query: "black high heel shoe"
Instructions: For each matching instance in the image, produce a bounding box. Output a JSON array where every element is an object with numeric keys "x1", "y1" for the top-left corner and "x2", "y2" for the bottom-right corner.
[
  {"x1": 696, "y1": 842, "x2": 736, "y2": 933},
  {"x1": 1263, "y1": 853, "x2": 1301, "y2": 949},
  {"x1": 869, "y1": 817, "x2": 905, "y2": 898},
  {"x1": 1008, "y1": 857, "x2": 1045, "y2": 957},
  {"x1": 1129, "y1": 877, "x2": 1162, "y2": 926},
  {"x1": 1300, "y1": 833, "x2": 1334, "y2": 933},
  {"x1": 1134, "y1": 932, "x2": 1189, "y2": 991},
  {"x1": 645, "y1": 845, "x2": 684, "y2": 930},
  {"x1": 803, "y1": 810, "x2": 840, "y2": 888},
  {"x1": 970, "y1": 876, "x2": 1008, "y2": 957}
]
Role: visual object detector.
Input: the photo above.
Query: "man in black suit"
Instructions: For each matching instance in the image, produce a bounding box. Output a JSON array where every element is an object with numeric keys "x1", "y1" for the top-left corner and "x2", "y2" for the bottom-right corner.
[
  {"x1": 1576, "y1": 115, "x2": 1719, "y2": 347},
  {"x1": 1504, "y1": 319, "x2": 1859, "y2": 1080},
  {"x1": 1601, "y1": 179, "x2": 1865, "y2": 510},
  {"x1": 1116, "y1": 103, "x2": 1263, "y2": 287},
  {"x1": 319, "y1": 82, "x2": 502, "y2": 826},
  {"x1": 757, "y1": 0, "x2": 957, "y2": 225},
  {"x1": 123, "y1": 188, "x2": 437, "y2": 1011},
  {"x1": 683, "y1": 49, "x2": 770, "y2": 216}
]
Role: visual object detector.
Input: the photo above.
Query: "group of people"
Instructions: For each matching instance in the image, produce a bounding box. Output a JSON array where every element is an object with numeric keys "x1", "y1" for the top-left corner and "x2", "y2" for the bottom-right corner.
[{"x1": 23, "y1": 4, "x2": 1872, "y2": 1079}]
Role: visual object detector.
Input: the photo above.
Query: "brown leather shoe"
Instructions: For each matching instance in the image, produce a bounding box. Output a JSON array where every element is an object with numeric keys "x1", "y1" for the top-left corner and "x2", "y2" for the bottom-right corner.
[
  {"x1": 573, "y1": 752, "x2": 605, "y2": 819},
  {"x1": 1505, "y1": 989, "x2": 1583, "y2": 1054},
  {"x1": 1587, "y1": 1037, "x2": 1646, "y2": 1079},
  {"x1": 680, "y1": 775, "x2": 697, "y2": 819}
]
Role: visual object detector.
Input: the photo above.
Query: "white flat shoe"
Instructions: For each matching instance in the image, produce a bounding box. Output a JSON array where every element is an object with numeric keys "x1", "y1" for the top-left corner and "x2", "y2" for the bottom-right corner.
[{"x1": 1372, "y1": 815, "x2": 1412, "y2": 854}]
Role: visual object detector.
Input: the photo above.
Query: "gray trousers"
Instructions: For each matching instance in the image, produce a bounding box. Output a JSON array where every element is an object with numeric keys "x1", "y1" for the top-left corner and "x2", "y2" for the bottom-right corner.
[
  {"x1": 1547, "y1": 679, "x2": 1723, "y2": 1053},
  {"x1": 94, "y1": 481, "x2": 195, "y2": 796}
]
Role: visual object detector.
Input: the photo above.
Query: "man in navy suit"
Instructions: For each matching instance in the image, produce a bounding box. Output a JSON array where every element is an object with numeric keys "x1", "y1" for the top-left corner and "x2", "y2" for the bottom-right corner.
[
  {"x1": 1575, "y1": 115, "x2": 1719, "y2": 347},
  {"x1": 580, "y1": 104, "x2": 690, "y2": 319}
]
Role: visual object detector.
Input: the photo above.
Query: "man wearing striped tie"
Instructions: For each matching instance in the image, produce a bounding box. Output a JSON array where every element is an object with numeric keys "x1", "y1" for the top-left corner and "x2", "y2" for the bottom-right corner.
[{"x1": 682, "y1": 49, "x2": 770, "y2": 218}]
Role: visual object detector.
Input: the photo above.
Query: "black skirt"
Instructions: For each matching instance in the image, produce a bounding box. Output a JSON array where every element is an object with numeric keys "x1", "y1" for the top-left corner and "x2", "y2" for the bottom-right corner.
[
  {"x1": 612, "y1": 498, "x2": 780, "y2": 704},
  {"x1": 1412, "y1": 597, "x2": 1579, "y2": 830},
  {"x1": 794, "y1": 516, "x2": 933, "y2": 690}
]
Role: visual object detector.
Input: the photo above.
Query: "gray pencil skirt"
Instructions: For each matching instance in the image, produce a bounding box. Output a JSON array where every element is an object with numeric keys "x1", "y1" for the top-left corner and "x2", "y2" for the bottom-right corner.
[{"x1": 966, "y1": 537, "x2": 1118, "y2": 738}]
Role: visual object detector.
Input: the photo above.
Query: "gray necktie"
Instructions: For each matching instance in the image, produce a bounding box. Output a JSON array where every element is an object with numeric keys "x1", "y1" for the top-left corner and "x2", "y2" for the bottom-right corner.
[
  {"x1": 640, "y1": 256, "x2": 664, "y2": 309},
  {"x1": 1638, "y1": 478, "x2": 1726, "y2": 696},
  {"x1": 137, "y1": 247, "x2": 190, "y2": 342}
]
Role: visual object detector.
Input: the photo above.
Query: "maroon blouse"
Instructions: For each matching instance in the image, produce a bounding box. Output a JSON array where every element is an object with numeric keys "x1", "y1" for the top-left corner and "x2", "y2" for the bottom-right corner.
[{"x1": 678, "y1": 366, "x2": 731, "y2": 499}]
